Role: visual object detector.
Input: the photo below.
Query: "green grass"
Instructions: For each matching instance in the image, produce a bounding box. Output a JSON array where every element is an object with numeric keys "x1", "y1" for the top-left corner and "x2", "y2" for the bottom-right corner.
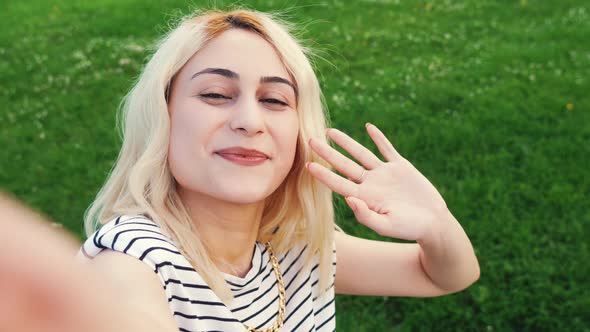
[{"x1": 1, "y1": 0, "x2": 589, "y2": 331}]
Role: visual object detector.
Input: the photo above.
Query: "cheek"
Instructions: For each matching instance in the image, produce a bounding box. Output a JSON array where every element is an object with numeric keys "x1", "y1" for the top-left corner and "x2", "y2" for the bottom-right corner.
[
  {"x1": 170, "y1": 109, "x2": 196, "y2": 156},
  {"x1": 167, "y1": 106, "x2": 216, "y2": 183},
  {"x1": 168, "y1": 116, "x2": 192, "y2": 185},
  {"x1": 274, "y1": 112, "x2": 300, "y2": 166}
]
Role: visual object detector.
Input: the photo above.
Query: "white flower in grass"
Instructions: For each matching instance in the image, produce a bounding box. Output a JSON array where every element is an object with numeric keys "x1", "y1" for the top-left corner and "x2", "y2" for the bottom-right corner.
[
  {"x1": 126, "y1": 43, "x2": 144, "y2": 53},
  {"x1": 73, "y1": 50, "x2": 85, "y2": 60},
  {"x1": 332, "y1": 93, "x2": 345, "y2": 107}
]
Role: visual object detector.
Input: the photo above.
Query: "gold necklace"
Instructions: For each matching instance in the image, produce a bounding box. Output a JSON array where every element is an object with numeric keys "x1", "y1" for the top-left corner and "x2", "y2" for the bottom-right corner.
[{"x1": 243, "y1": 242, "x2": 286, "y2": 332}]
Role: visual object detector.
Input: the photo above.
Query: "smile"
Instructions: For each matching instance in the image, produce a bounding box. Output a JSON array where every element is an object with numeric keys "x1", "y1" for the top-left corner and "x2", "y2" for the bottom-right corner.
[{"x1": 214, "y1": 146, "x2": 270, "y2": 166}]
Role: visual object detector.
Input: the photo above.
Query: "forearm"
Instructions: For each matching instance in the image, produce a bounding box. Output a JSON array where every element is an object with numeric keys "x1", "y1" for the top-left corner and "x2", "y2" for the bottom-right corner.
[{"x1": 417, "y1": 208, "x2": 480, "y2": 293}]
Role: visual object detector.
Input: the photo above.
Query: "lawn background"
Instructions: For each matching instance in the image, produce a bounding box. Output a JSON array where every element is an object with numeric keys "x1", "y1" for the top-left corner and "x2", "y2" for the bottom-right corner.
[{"x1": 1, "y1": 0, "x2": 588, "y2": 331}]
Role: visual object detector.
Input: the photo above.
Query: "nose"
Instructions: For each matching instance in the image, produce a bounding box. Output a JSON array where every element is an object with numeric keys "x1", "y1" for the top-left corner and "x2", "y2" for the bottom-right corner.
[{"x1": 229, "y1": 96, "x2": 265, "y2": 136}]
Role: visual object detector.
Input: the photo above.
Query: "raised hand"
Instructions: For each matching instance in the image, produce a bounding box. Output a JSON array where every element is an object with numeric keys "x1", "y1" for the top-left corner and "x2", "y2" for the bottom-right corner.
[{"x1": 307, "y1": 123, "x2": 449, "y2": 242}]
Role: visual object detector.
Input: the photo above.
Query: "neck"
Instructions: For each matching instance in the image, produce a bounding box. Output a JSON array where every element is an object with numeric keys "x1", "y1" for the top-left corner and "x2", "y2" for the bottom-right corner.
[{"x1": 179, "y1": 188, "x2": 264, "y2": 278}]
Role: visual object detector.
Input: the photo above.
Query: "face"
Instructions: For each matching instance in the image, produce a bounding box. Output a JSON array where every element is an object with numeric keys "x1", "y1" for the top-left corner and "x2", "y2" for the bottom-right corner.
[{"x1": 167, "y1": 28, "x2": 299, "y2": 205}]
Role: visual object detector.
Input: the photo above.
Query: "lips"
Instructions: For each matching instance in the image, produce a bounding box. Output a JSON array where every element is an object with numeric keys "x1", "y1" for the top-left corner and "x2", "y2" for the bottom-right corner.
[{"x1": 214, "y1": 147, "x2": 270, "y2": 166}]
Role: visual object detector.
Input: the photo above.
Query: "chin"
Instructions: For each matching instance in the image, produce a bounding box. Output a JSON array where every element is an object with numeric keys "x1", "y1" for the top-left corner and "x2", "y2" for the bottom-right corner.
[
  {"x1": 174, "y1": 166, "x2": 289, "y2": 205},
  {"x1": 205, "y1": 170, "x2": 286, "y2": 204},
  {"x1": 212, "y1": 187, "x2": 272, "y2": 205}
]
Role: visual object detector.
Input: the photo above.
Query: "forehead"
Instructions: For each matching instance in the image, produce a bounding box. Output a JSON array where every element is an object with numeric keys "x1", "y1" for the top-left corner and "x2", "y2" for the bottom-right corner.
[{"x1": 180, "y1": 29, "x2": 291, "y2": 81}]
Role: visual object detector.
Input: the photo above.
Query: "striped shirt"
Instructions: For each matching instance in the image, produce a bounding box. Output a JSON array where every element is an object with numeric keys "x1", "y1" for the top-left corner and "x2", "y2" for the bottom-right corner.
[{"x1": 78, "y1": 215, "x2": 336, "y2": 331}]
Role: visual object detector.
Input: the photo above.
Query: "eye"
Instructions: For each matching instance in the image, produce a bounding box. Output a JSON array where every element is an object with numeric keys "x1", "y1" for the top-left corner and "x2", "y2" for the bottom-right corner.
[
  {"x1": 260, "y1": 98, "x2": 288, "y2": 106},
  {"x1": 200, "y1": 93, "x2": 231, "y2": 100}
]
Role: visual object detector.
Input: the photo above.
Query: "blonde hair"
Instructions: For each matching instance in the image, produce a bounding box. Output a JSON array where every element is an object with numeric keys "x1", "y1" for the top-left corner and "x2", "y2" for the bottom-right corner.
[{"x1": 84, "y1": 8, "x2": 334, "y2": 302}]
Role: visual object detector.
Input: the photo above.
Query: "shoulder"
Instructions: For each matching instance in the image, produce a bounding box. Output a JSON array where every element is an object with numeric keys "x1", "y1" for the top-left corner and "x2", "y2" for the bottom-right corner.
[
  {"x1": 277, "y1": 238, "x2": 336, "y2": 288},
  {"x1": 81, "y1": 216, "x2": 182, "y2": 331},
  {"x1": 79, "y1": 215, "x2": 184, "y2": 270},
  {"x1": 78, "y1": 216, "x2": 192, "y2": 331},
  {"x1": 92, "y1": 215, "x2": 168, "y2": 249}
]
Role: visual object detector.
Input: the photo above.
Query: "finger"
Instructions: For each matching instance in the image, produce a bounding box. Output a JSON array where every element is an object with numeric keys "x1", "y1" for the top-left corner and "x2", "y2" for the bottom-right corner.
[
  {"x1": 307, "y1": 162, "x2": 356, "y2": 197},
  {"x1": 327, "y1": 128, "x2": 382, "y2": 170},
  {"x1": 345, "y1": 196, "x2": 393, "y2": 237},
  {"x1": 365, "y1": 123, "x2": 401, "y2": 162},
  {"x1": 309, "y1": 138, "x2": 364, "y2": 182}
]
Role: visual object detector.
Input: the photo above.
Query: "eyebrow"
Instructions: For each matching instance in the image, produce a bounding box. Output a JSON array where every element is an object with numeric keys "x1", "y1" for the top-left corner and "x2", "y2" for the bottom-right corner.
[
  {"x1": 191, "y1": 67, "x2": 298, "y2": 96},
  {"x1": 191, "y1": 68, "x2": 238, "y2": 80}
]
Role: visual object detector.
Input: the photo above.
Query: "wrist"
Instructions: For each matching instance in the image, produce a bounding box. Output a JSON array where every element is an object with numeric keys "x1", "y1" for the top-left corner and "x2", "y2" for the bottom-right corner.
[{"x1": 417, "y1": 205, "x2": 453, "y2": 247}]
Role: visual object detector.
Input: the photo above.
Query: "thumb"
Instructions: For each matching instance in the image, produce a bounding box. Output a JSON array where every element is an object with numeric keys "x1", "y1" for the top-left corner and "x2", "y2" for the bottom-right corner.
[{"x1": 345, "y1": 196, "x2": 392, "y2": 237}]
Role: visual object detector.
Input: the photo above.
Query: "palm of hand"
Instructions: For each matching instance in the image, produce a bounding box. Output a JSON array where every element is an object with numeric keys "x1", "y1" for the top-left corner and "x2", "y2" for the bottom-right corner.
[{"x1": 307, "y1": 123, "x2": 447, "y2": 242}]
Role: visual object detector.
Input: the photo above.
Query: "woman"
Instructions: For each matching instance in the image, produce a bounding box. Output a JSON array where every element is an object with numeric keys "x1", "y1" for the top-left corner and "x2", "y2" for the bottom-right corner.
[{"x1": 2, "y1": 8, "x2": 479, "y2": 332}]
